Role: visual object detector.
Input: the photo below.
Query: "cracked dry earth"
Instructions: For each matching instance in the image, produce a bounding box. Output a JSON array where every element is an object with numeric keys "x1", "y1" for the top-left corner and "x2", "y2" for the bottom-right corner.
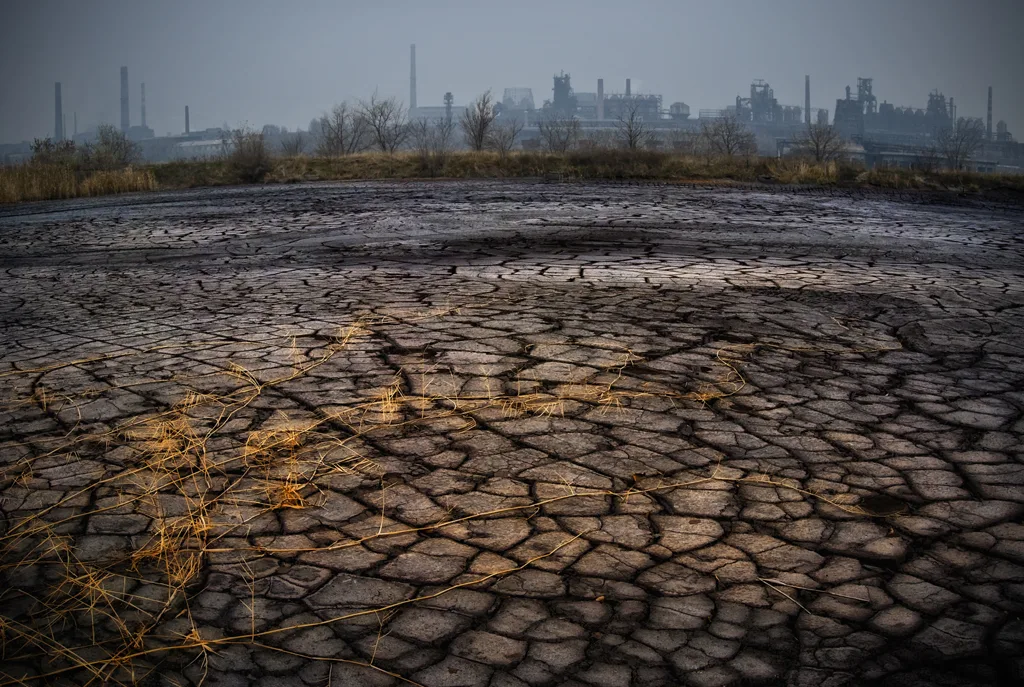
[{"x1": 1, "y1": 181, "x2": 1023, "y2": 687}]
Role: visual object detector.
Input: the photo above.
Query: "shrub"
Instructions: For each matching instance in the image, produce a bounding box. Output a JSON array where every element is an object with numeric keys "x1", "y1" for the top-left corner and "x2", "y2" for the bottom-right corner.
[
  {"x1": 79, "y1": 125, "x2": 142, "y2": 171},
  {"x1": 227, "y1": 127, "x2": 273, "y2": 183}
]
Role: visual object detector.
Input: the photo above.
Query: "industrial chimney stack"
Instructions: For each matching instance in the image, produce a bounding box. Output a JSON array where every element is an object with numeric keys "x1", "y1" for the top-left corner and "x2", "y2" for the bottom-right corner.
[
  {"x1": 141, "y1": 83, "x2": 147, "y2": 129},
  {"x1": 54, "y1": 82, "x2": 63, "y2": 141},
  {"x1": 597, "y1": 78, "x2": 604, "y2": 120},
  {"x1": 625, "y1": 78, "x2": 631, "y2": 97},
  {"x1": 987, "y1": 86, "x2": 993, "y2": 141},
  {"x1": 120, "y1": 66, "x2": 129, "y2": 132},
  {"x1": 185, "y1": 106, "x2": 190, "y2": 135},
  {"x1": 409, "y1": 44, "x2": 417, "y2": 112},
  {"x1": 805, "y1": 75, "x2": 811, "y2": 125}
]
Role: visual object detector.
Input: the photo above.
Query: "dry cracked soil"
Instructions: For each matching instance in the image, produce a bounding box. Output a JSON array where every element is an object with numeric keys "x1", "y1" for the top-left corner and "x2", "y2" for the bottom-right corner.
[{"x1": 0, "y1": 180, "x2": 1022, "y2": 687}]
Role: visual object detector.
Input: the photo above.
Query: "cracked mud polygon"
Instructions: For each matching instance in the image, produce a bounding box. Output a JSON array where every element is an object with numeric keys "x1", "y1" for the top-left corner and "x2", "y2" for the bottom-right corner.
[{"x1": 1, "y1": 181, "x2": 1022, "y2": 687}]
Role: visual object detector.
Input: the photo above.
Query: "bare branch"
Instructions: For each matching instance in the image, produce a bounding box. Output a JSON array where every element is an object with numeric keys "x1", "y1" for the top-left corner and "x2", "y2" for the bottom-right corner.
[
  {"x1": 699, "y1": 115, "x2": 757, "y2": 159},
  {"x1": 537, "y1": 114, "x2": 581, "y2": 153},
  {"x1": 615, "y1": 100, "x2": 656, "y2": 151},
  {"x1": 487, "y1": 118, "x2": 524, "y2": 159},
  {"x1": 410, "y1": 117, "x2": 456, "y2": 175},
  {"x1": 316, "y1": 104, "x2": 369, "y2": 157},
  {"x1": 279, "y1": 131, "x2": 305, "y2": 157},
  {"x1": 796, "y1": 123, "x2": 846, "y2": 163},
  {"x1": 460, "y1": 91, "x2": 497, "y2": 152},
  {"x1": 359, "y1": 95, "x2": 410, "y2": 154},
  {"x1": 937, "y1": 118, "x2": 985, "y2": 171}
]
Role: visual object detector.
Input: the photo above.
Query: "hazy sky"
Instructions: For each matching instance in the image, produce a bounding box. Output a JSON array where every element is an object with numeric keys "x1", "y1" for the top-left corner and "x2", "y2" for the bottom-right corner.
[{"x1": 2, "y1": 0, "x2": 1022, "y2": 142}]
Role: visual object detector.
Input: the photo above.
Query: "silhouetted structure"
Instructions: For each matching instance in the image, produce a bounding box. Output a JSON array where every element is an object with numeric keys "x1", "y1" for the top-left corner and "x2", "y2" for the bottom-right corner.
[
  {"x1": 409, "y1": 44, "x2": 417, "y2": 112},
  {"x1": 120, "y1": 66, "x2": 129, "y2": 132},
  {"x1": 988, "y1": 86, "x2": 993, "y2": 140},
  {"x1": 551, "y1": 73, "x2": 577, "y2": 117},
  {"x1": 54, "y1": 82, "x2": 63, "y2": 141},
  {"x1": 805, "y1": 76, "x2": 811, "y2": 125}
]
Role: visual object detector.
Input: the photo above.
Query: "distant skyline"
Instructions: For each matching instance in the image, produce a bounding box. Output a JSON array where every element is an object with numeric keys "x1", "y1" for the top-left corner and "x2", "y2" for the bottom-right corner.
[{"x1": 2, "y1": 0, "x2": 1022, "y2": 143}]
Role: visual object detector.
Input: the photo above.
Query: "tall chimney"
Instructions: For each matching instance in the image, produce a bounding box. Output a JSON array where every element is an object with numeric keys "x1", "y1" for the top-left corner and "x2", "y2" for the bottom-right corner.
[
  {"x1": 74, "y1": 111, "x2": 77, "y2": 138},
  {"x1": 141, "y1": 82, "x2": 147, "y2": 128},
  {"x1": 54, "y1": 82, "x2": 63, "y2": 141},
  {"x1": 805, "y1": 75, "x2": 811, "y2": 125},
  {"x1": 597, "y1": 78, "x2": 604, "y2": 120},
  {"x1": 409, "y1": 44, "x2": 417, "y2": 112},
  {"x1": 185, "y1": 105, "x2": 190, "y2": 135},
  {"x1": 120, "y1": 66, "x2": 129, "y2": 132},
  {"x1": 625, "y1": 78, "x2": 631, "y2": 97},
  {"x1": 987, "y1": 86, "x2": 993, "y2": 140}
]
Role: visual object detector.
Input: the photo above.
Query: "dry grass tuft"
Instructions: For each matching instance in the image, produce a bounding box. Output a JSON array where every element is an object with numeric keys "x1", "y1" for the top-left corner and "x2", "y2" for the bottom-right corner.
[
  {"x1": 0, "y1": 310, "x2": 907, "y2": 684},
  {"x1": 0, "y1": 164, "x2": 155, "y2": 203}
]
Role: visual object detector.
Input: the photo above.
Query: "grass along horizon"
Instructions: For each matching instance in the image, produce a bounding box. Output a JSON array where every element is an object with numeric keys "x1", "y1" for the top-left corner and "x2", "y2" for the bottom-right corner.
[{"x1": 3, "y1": 150, "x2": 1024, "y2": 204}]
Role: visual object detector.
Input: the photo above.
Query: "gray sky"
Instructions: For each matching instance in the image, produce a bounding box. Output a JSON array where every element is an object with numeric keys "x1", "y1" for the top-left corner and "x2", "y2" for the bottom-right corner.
[{"x1": 2, "y1": 0, "x2": 1022, "y2": 143}]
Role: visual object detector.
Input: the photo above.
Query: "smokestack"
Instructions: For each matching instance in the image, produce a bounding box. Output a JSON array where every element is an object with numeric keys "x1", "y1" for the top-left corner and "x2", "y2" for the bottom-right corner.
[
  {"x1": 409, "y1": 44, "x2": 417, "y2": 112},
  {"x1": 74, "y1": 111, "x2": 77, "y2": 138},
  {"x1": 54, "y1": 82, "x2": 63, "y2": 141},
  {"x1": 949, "y1": 97, "x2": 955, "y2": 123},
  {"x1": 120, "y1": 66, "x2": 129, "y2": 132},
  {"x1": 141, "y1": 83, "x2": 147, "y2": 128},
  {"x1": 805, "y1": 75, "x2": 811, "y2": 125},
  {"x1": 597, "y1": 78, "x2": 604, "y2": 120},
  {"x1": 185, "y1": 106, "x2": 190, "y2": 135},
  {"x1": 987, "y1": 86, "x2": 993, "y2": 140},
  {"x1": 625, "y1": 78, "x2": 631, "y2": 97}
]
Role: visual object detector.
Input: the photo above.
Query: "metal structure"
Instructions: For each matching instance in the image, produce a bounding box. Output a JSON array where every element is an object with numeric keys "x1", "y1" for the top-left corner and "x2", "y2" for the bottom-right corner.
[
  {"x1": 444, "y1": 92, "x2": 454, "y2": 121},
  {"x1": 141, "y1": 83, "x2": 147, "y2": 129},
  {"x1": 185, "y1": 105, "x2": 190, "y2": 135},
  {"x1": 669, "y1": 102, "x2": 690, "y2": 120},
  {"x1": 988, "y1": 86, "x2": 993, "y2": 140},
  {"x1": 735, "y1": 80, "x2": 791, "y2": 123},
  {"x1": 409, "y1": 44, "x2": 416, "y2": 112},
  {"x1": 597, "y1": 79, "x2": 604, "y2": 120},
  {"x1": 54, "y1": 82, "x2": 63, "y2": 141},
  {"x1": 120, "y1": 66, "x2": 129, "y2": 132},
  {"x1": 857, "y1": 78, "x2": 877, "y2": 114},
  {"x1": 805, "y1": 75, "x2": 811, "y2": 125},
  {"x1": 551, "y1": 72, "x2": 577, "y2": 117},
  {"x1": 603, "y1": 92, "x2": 661, "y2": 122},
  {"x1": 502, "y1": 88, "x2": 535, "y2": 111}
]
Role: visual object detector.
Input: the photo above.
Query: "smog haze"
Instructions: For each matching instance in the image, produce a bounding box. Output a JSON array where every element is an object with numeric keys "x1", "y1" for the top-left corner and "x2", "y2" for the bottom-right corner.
[{"x1": 2, "y1": 0, "x2": 1022, "y2": 143}]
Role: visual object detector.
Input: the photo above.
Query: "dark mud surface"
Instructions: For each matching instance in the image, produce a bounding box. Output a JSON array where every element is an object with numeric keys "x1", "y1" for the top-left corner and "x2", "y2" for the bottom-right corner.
[{"x1": 1, "y1": 181, "x2": 1022, "y2": 686}]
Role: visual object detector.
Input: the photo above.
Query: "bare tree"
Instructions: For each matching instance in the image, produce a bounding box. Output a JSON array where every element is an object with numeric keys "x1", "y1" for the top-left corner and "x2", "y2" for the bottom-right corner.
[
  {"x1": 226, "y1": 125, "x2": 272, "y2": 182},
  {"x1": 460, "y1": 91, "x2": 497, "y2": 151},
  {"x1": 316, "y1": 103, "x2": 369, "y2": 157},
  {"x1": 488, "y1": 117, "x2": 524, "y2": 159},
  {"x1": 410, "y1": 117, "x2": 457, "y2": 175},
  {"x1": 30, "y1": 138, "x2": 78, "y2": 166},
  {"x1": 937, "y1": 118, "x2": 985, "y2": 171},
  {"x1": 580, "y1": 129, "x2": 618, "y2": 150},
  {"x1": 700, "y1": 115, "x2": 757, "y2": 159},
  {"x1": 279, "y1": 131, "x2": 305, "y2": 157},
  {"x1": 538, "y1": 114, "x2": 581, "y2": 153},
  {"x1": 615, "y1": 100, "x2": 656, "y2": 151},
  {"x1": 797, "y1": 123, "x2": 846, "y2": 163},
  {"x1": 360, "y1": 95, "x2": 410, "y2": 154},
  {"x1": 664, "y1": 128, "x2": 700, "y2": 155},
  {"x1": 911, "y1": 146, "x2": 942, "y2": 173},
  {"x1": 78, "y1": 124, "x2": 142, "y2": 170}
]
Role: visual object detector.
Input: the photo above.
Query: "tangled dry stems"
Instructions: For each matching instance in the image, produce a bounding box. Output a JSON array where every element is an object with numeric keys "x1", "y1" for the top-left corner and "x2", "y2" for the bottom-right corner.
[{"x1": 0, "y1": 309, "x2": 898, "y2": 685}]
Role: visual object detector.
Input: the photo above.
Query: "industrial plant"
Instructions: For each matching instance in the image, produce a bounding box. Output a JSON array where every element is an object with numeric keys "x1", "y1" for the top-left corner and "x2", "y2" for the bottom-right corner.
[{"x1": 3, "y1": 46, "x2": 1021, "y2": 172}]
